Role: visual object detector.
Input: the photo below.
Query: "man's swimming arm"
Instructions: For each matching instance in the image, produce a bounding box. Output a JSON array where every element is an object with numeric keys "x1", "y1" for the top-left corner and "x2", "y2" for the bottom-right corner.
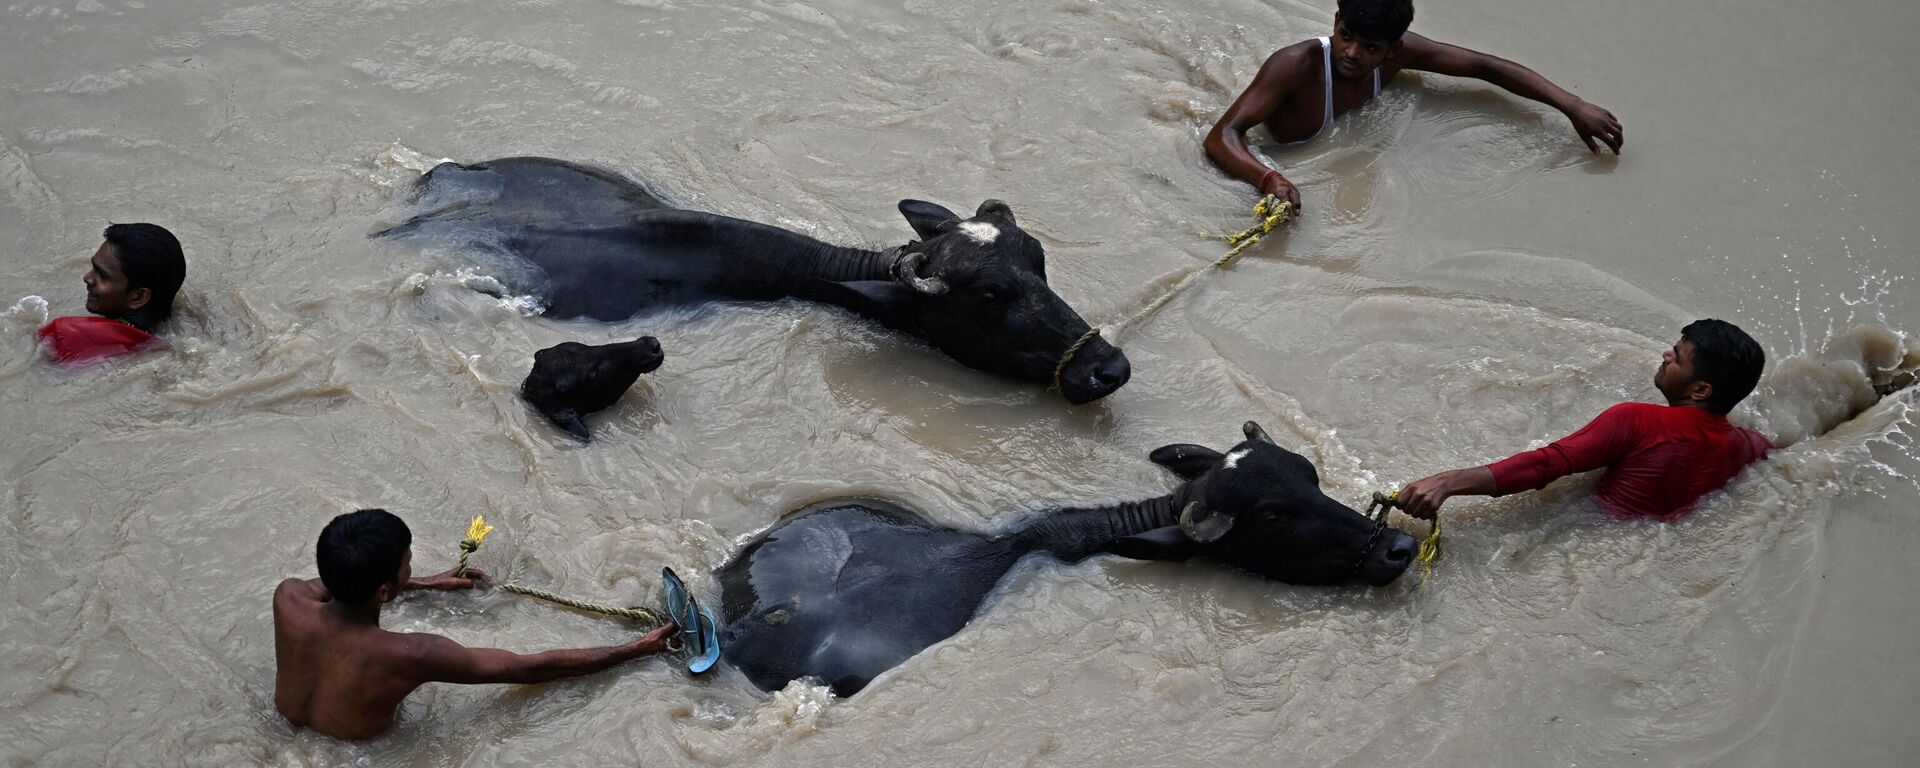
[
  {"x1": 1395, "y1": 33, "x2": 1622, "y2": 154},
  {"x1": 1204, "y1": 44, "x2": 1312, "y2": 210},
  {"x1": 277, "y1": 566, "x2": 490, "y2": 600},
  {"x1": 405, "y1": 625, "x2": 678, "y2": 686}
]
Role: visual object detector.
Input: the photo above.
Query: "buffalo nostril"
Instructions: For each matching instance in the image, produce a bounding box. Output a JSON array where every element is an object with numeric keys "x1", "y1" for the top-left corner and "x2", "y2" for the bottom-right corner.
[
  {"x1": 1091, "y1": 356, "x2": 1131, "y2": 388},
  {"x1": 1385, "y1": 537, "x2": 1415, "y2": 564}
]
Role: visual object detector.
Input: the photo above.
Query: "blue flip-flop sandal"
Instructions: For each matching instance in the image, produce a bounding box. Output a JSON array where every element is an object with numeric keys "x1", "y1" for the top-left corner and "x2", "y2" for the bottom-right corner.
[{"x1": 661, "y1": 567, "x2": 721, "y2": 674}]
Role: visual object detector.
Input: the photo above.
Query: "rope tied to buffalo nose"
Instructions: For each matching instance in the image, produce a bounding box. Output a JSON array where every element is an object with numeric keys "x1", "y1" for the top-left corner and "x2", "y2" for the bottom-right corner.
[
  {"x1": 1366, "y1": 491, "x2": 1444, "y2": 583},
  {"x1": 454, "y1": 515, "x2": 676, "y2": 634},
  {"x1": 1050, "y1": 195, "x2": 1292, "y2": 393}
]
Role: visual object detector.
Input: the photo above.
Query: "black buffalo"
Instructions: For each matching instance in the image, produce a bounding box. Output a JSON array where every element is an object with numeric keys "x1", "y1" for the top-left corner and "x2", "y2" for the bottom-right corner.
[
  {"x1": 383, "y1": 157, "x2": 1131, "y2": 404},
  {"x1": 715, "y1": 422, "x2": 1417, "y2": 696},
  {"x1": 519, "y1": 337, "x2": 664, "y2": 441}
]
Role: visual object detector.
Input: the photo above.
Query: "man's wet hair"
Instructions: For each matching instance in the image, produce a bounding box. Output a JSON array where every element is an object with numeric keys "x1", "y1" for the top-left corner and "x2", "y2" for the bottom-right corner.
[
  {"x1": 102, "y1": 222, "x2": 186, "y2": 331},
  {"x1": 1338, "y1": 0, "x2": 1415, "y2": 43},
  {"x1": 1682, "y1": 319, "x2": 1766, "y2": 414},
  {"x1": 317, "y1": 509, "x2": 412, "y2": 605}
]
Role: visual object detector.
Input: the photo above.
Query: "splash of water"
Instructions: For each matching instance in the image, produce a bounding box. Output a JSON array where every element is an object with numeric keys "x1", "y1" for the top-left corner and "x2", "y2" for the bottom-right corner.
[{"x1": 1741, "y1": 324, "x2": 1919, "y2": 447}]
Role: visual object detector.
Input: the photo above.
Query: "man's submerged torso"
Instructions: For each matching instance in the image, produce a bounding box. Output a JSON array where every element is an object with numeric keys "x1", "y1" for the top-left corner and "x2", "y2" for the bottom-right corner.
[
  {"x1": 1594, "y1": 404, "x2": 1772, "y2": 519},
  {"x1": 1264, "y1": 37, "x2": 1386, "y2": 145},
  {"x1": 1490, "y1": 402, "x2": 1773, "y2": 519}
]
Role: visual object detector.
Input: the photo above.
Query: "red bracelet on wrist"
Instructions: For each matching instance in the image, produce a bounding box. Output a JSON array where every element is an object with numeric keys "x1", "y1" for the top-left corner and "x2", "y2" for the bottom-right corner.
[{"x1": 1259, "y1": 169, "x2": 1282, "y2": 194}]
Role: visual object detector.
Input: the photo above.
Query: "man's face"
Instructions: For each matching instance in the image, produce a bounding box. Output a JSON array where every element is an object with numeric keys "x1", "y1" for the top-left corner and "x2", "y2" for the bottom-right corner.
[
  {"x1": 83, "y1": 242, "x2": 147, "y2": 318},
  {"x1": 1332, "y1": 16, "x2": 1398, "y2": 79},
  {"x1": 394, "y1": 550, "x2": 414, "y2": 591},
  {"x1": 1656, "y1": 338, "x2": 1706, "y2": 401}
]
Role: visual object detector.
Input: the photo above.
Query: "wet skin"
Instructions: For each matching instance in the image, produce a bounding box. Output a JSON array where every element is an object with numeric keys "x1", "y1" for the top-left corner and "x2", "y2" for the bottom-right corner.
[{"x1": 272, "y1": 553, "x2": 676, "y2": 741}]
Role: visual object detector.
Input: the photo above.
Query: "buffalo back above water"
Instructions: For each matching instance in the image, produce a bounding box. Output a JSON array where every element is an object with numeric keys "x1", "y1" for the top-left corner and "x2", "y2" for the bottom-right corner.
[{"x1": 383, "y1": 157, "x2": 1130, "y2": 403}]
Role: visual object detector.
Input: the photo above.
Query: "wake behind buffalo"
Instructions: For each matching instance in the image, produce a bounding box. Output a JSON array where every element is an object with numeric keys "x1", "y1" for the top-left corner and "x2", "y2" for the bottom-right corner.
[{"x1": 381, "y1": 156, "x2": 1131, "y2": 404}]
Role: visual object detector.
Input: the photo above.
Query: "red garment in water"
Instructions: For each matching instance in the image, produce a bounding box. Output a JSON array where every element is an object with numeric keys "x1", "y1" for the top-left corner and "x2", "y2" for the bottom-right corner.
[
  {"x1": 1487, "y1": 402, "x2": 1773, "y2": 520},
  {"x1": 37, "y1": 316, "x2": 157, "y2": 363}
]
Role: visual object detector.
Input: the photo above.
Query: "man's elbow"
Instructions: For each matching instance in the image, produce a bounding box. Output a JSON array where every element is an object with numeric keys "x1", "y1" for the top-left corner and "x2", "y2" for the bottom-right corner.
[{"x1": 1202, "y1": 125, "x2": 1234, "y2": 167}]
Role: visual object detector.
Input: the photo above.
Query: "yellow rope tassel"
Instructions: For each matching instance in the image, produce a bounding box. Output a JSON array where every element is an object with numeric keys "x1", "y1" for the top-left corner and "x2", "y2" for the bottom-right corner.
[
  {"x1": 1051, "y1": 195, "x2": 1292, "y2": 392},
  {"x1": 1415, "y1": 513, "x2": 1442, "y2": 583},
  {"x1": 1368, "y1": 491, "x2": 1444, "y2": 583},
  {"x1": 453, "y1": 514, "x2": 666, "y2": 626},
  {"x1": 454, "y1": 515, "x2": 494, "y2": 578}
]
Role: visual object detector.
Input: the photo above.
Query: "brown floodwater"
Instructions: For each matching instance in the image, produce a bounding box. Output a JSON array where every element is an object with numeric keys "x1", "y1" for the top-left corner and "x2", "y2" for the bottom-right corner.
[{"x1": 3, "y1": 0, "x2": 1917, "y2": 765}]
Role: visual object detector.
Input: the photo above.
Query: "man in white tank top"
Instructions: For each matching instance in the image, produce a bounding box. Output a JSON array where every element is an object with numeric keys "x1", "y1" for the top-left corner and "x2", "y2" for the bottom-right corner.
[{"x1": 1204, "y1": 0, "x2": 1622, "y2": 212}]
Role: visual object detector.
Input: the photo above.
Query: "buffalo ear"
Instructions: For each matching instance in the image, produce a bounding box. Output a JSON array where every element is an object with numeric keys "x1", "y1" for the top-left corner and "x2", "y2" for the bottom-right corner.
[
  {"x1": 544, "y1": 408, "x2": 591, "y2": 442},
  {"x1": 899, "y1": 200, "x2": 960, "y2": 240},
  {"x1": 1149, "y1": 444, "x2": 1224, "y2": 480},
  {"x1": 1104, "y1": 527, "x2": 1203, "y2": 561}
]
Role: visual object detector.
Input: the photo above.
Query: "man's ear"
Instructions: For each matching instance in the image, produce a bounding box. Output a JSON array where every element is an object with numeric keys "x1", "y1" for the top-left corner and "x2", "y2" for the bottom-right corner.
[
  {"x1": 1104, "y1": 527, "x2": 1204, "y2": 561},
  {"x1": 373, "y1": 581, "x2": 400, "y2": 605},
  {"x1": 126, "y1": 286, "x2": 152, "y2": 311},
  {"x1": 899, "y1": 200, "x2": 960, "y2": 241},
  {"x1": 1685, "y1": 379, "x2": 1715, "y2": 405},
  {"x1": 1150, "y1": 444, "x2": 1223, "y2": 480}
]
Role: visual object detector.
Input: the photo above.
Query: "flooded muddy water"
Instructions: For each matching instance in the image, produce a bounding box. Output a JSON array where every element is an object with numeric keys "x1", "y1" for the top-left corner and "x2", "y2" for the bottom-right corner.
[{"x1": 2, "y1": 0, "x2": 1916, "y2": 765}]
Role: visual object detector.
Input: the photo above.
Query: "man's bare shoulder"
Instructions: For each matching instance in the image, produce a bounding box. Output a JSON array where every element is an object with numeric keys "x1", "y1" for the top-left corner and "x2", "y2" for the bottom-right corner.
[
  {"x1": 383, "y1": 628, "x2": 471, "y2": 675},
  {"x1": 1261, "y1": 38, "x2": 1322, "y2": 71},
  {"x1": 274, "y1": 578, "x2": 326, "y2": 610}
]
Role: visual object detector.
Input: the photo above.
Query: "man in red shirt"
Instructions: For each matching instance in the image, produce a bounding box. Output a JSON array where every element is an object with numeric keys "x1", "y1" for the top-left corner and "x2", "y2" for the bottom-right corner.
[
  {"x1": 37, "y1": 223, "x2": 187, "y2": 363},
  {"x1": 1396, "y1": 320, "x2": 1771, "y2": 521}
]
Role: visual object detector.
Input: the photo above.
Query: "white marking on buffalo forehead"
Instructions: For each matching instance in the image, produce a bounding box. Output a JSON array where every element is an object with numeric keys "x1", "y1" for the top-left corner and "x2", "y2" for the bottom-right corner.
[
  {"x1": 1222, "y1": 448, "x2": 1249, "y2": 469},
  {"x1": 957, "y1": 220, "x2": 999, "y2": 244}
]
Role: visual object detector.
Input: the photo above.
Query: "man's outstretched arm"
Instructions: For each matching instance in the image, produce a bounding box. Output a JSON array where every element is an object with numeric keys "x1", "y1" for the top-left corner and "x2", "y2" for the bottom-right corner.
[
  {"x1": 1397, "y1": 404, "x2": 1641, "y2": 518},
  {"x1": 1397, "y1": 465, "x2": 1497, "y2": 519},
  {"x1": 1396, "y1": 33, "x2": 1623, "y2": 154},
  {"x1": 1206, "y1": 47, "x2": 1307, "y2": 210},
  {"x1": 410, "y1": 623, "x2": 679, "y2": 686}
]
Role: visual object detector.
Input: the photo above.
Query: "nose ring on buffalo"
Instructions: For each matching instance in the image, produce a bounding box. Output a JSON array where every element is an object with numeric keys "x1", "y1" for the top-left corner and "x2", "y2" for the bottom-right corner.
[
  {"x1": 1049, "y1": 328, "x2": 1130, "y2": 404},
  {"x1": 1049, "y1": 329, "x2": 1101, "y2": 393}
]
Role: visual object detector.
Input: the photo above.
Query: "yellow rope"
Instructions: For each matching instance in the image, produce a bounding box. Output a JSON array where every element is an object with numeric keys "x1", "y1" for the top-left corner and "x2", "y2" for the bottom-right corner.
[
  {"x1": 1051, "y1": 195, "x2": 1292, "y2": 392},
  {"x1": 494, "y1": 583, "x2": 667, "y2": 624},
  {"x1": 1368, "y1": 491, "x2": 1443, "y2": 583},
  {"x1": 454, "y1": 514, "x2": 668, "y2": 626}
]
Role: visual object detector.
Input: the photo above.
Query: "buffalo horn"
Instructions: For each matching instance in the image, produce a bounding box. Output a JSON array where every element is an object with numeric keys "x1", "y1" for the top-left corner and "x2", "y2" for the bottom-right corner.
[
  {"x1": 1242, "y1": 421, "x2": 1275, "y2": 445},
  {"x1": 1178, "y1": 500, "x2": 1234, "y2": 543},
  {"x1": 896, "y1": 251, "x2": 949, "y2": 295}
]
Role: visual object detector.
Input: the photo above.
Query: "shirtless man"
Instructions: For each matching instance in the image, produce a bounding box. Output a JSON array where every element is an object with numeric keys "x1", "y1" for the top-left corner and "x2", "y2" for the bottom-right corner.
[
  {"x1": 1395, "y1": 320, "x2": 1771, "y2": 521},
  {"x1": 1204, "y1": 0, "x2": 1624, "y2": 211},
  {"x1": 273, "y1": 509, "x2": 678, "y2": 740}
]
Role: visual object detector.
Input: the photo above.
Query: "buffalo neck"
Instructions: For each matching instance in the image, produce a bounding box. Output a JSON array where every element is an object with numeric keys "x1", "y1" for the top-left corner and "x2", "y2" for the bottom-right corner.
[
  {"x1": 677, "y1": 212, "x2": 895, "y2": 298},
  {"x1": 1010, "y1": 495, "x2": 1178, "y2": 563}
]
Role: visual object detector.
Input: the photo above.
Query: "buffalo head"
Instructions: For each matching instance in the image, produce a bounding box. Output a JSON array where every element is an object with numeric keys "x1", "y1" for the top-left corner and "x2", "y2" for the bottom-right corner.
[
  {"x1": 1107, "y1": 421, "x2": 1416, "y2": 586},
  {"x1": 520, "y1": 337, "x2": 665, "y2": 441},
  {"x1": 826, "y1": 200, "x2": 1130, "y2": 404}
]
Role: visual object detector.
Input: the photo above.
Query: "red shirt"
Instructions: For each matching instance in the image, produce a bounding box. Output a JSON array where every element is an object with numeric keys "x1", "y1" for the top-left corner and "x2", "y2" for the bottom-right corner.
[
  {"x1": 36, "y1": 316, "x2": 157, "y2": 363},
  {"x1": 1486, "y1": 402, "x2": 1773, "y2": 520}
]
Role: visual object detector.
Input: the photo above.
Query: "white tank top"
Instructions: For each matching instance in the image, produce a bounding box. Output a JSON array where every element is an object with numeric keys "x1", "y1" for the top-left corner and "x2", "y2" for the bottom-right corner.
[{"x1": 1278, "y1": 36, "x2": 1383, "y2": 146}]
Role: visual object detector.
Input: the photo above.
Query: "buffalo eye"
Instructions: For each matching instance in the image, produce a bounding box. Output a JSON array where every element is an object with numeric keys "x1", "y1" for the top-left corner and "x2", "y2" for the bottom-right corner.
[{"x1": 972, "y1": 284, "x2": 1011, "y2": 305}]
